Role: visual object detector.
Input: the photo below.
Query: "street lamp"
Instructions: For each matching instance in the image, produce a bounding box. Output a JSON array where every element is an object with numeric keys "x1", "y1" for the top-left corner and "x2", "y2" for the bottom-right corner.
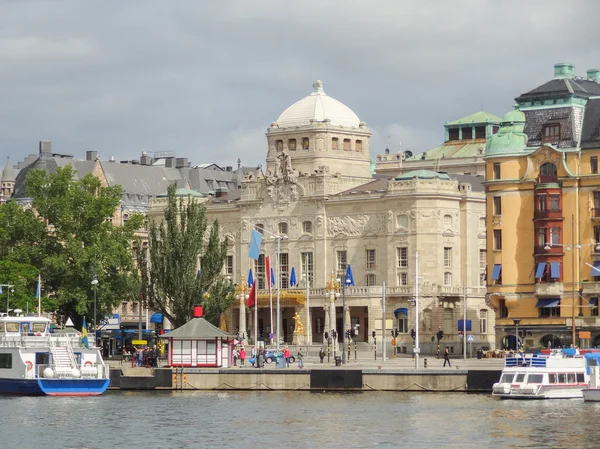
[
  {"x1": 91, "y1": 275, "x2": 98, "y2": 333},
  {"x1": 512, "y1": 318, "x2": 521, "y2": 352},
  {"x1": 326, "y1": 273, "x2": 340, "y2": 360},
  {"x1": 235, "y1": 277, "x2": 250, "y2": 344}
]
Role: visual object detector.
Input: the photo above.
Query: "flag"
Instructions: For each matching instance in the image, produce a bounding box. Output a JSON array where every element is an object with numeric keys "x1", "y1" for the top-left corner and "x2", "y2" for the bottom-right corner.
[
  {"x1": 247, "y1": 268, "x2": 254, "y2": 288},
  {"x1": 270, "y1": 267, "x2": 275, "y2": 289},
  {"x1": 266, "y1": 256, "x2": 272, "y2": 293},
  {"x1": 247, "y1": 281, "x2": 257, "y2": 308},
  {"x1": 290, "y1": 267, "x2": 297, "y2": 287},
  {"x1": 81, "y1": 318, "x2": 89, "y2": 349},
  {"x1": 249, "y1": 229, "x2": 262, "y2": 260},
  {"x1": 0, "y1": 286, "x2": 2, "y2": 295},
  {"x1": 345, "y1": 264, "x2": 355, "y2": 286}
]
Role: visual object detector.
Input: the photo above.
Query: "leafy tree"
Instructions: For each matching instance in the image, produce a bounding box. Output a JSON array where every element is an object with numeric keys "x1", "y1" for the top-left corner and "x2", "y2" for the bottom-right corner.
[
  {"x1": 0, "y1": 165, "x2": 143, "y2": 325},
  {"x1": 144, "y1": 184, "x2": 233, "y2": 328}
]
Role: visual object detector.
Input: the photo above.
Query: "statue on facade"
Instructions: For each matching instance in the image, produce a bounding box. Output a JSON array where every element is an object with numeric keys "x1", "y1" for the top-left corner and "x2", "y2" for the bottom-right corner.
[{"x1": 292, "y1": 312, "x2": 304, "y2": 335}]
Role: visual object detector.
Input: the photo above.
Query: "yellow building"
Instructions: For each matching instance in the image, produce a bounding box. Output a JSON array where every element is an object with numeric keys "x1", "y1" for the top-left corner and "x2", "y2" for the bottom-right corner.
[{"x1": 485, "y1": 63, "x2": 600, "y2": 349}]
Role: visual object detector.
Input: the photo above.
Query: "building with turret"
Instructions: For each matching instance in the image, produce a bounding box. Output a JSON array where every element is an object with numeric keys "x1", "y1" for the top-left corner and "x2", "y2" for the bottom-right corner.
[{"x1": 0, "y1": 158, "x2": 16, "y2": 204}]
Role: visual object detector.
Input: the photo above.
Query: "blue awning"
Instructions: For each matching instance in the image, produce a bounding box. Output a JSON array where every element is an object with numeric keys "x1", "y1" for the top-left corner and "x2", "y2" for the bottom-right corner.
[
  {"x1": 591, "y1": 261, "x2": 600, "y2": 277},
  {"x1": 394, "y1": 308, "x2": 408, "y2": 317},
  {"x1": 590, "y1": 298, "x2": 598, "y2": 306},
  {"x1": 535, "y1": 263, "x2": 546, "y2": 278},
  {"x1": 550, "y1": 262, "x2": 561, "y2": 279},
  {"x1": 536, "y1": 298, "x2": 560, "y2": 308},
  {"x1": 150, "y1": 313, "x2": 163, "y2": 324},
  {"x1": 491, "y1": 264, "x2": 502, "y2": 280}
]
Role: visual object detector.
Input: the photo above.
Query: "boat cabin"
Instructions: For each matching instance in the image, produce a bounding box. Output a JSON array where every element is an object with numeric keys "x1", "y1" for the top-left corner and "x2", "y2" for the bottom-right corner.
[{"x1": 0, "y1": 316, "x2": 50, "y2": 337}]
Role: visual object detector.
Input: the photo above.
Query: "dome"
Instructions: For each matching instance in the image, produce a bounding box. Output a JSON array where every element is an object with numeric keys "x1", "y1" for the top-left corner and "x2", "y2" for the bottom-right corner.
[
  {"x1": 485, "y1": 106, "x2": 528, "y2": 157},
  {"x1": 276, "y1": 80, "x2": 361, "y2": 128},
  {"x1": 395, "y1": 170, "x2": 451, "y2": 181},
  {"x1": 502, "y1": 108, "x2": 526, "y2": 124}
]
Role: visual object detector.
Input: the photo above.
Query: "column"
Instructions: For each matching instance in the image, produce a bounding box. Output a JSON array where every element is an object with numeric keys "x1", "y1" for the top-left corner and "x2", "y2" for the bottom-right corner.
[
  {"x1": 307, "y1": 306, "x2": 313, "y2": 345},
  {"x1": 344, "y1": 304, "x2": 351, "y2": 332},
  {"x1": 239, "y1": 299, "x2": 246, "y2": 344},
  {"x1": 323, "y1": 304, "x2": 330, "y2": 336}
]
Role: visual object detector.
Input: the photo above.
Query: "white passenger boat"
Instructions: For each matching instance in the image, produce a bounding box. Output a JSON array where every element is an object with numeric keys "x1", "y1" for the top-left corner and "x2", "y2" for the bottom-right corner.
[
  {"x1": 582, "y1": 354, "x2": 600, "y2": 402},
  {"x1": 0, "y1": 313, "x2": 110, "y2": 396},
  {"x1": 492, "y1": 349, "x2": 595, "y2": 399}
]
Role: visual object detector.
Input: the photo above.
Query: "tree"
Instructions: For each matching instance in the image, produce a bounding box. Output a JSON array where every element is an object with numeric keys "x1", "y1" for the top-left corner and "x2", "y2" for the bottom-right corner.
[
  {"x1": 145, "y1": 184, "x2": 233, "y2": 328},
  {"x1": 0, "y1": 165, "x2": 143, "y2": 325}
]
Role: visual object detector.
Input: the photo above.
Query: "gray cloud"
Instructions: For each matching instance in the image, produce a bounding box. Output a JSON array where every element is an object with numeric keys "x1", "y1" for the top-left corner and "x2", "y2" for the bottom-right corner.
[{"x1": 1, "y1": 0, "x2": 598, "y2": 169}]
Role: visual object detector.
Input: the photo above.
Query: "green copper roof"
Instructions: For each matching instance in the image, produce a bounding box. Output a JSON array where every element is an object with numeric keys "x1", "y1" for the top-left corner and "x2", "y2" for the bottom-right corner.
[
  {"x1": 157, "y1": 188, "x2": 204, "y2": 198},
  {"x1": 407, "y1": 141, "x2": 486, "y2": 161},
  {"x1": 445, "y1": 111, "x2": 502, "y2": 126},
  {"x1": 485, "y1": 107, "x2": 528, "y2": 157},
  {"x1": 395, "y1": 170, "x2": 451, "y2": 180}
]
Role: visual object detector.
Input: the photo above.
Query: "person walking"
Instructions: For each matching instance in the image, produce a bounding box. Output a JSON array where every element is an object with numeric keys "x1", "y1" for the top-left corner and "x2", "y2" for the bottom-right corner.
[
  {"x1": 283, "y1": 346, "x2": 290, "y2": 368},
  {"x1": 319, "y1": 347, "x2": 325, "y2": 364},
  {"x1": 240, "y1": 347, "x2": 246, "y2": 367},
  {"x1": 233, "y1": 347, "x2": 238, "y2": 367},
  {"x1": 297, "y1": 348, "x2": 304, "y2": 368},
  {"x1": 443, "y1": 347, "x2": 451, "y2": 367}
]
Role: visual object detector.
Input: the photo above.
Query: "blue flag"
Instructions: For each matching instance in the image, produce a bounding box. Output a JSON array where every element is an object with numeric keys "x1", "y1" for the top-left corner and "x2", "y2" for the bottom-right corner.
[
  {"x1": 249, "y1": 229, "x2": 262, "y2": 260},
  {"x1": 247, "y1": 268, "x2": 254, "y2": 288},
  {"x1": 81, "y1": 318, "x2": 89, "y2": 349},
  {"x1": 290, "y1": 267, "x2": 297, "y2": 287},
  {"x1": 345, "y1": 265, "x2": 355, "y2": 286}
]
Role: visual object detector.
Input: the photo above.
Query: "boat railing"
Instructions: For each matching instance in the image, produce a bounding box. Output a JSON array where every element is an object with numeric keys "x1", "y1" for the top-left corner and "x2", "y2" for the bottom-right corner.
[
  {"x1": 0, "y1": 333, "x2": 98, "y2": 349},
  {"x1": 505, "y1": 356, "x2": 547, "y2": 368},
  {"x1": 34, "y1": 362, "x2": 109, "y2": 380}
]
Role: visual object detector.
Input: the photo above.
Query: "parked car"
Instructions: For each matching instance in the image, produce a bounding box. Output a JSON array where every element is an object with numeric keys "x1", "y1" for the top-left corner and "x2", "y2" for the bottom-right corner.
[{"x1": 264, "y1": 349, "x2": 295, "y2": 364}]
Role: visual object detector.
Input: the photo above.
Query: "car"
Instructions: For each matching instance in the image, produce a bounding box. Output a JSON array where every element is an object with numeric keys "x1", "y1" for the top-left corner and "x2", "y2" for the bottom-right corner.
[{"x1": 263, "y1": 349, "x2": 295, "y2": 364}]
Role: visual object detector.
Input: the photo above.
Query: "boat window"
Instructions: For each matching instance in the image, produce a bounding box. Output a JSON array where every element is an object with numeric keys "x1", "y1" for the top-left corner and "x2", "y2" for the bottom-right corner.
[
  {"x1": 567, "y1": 373, "x2": 576, "y2": 384},
  {"x1": 515, "y1": 373, "x2": 526, "y2": 383},
  {"x1": 527, "y1": 374, "x2": 544, "y2": 384},
  {"x1": 0, "y1": 353, "x2": 12, "y2": 369},
  {"x1": 5, "y1": 323, "x2": 18, "y2": 332},
  {"x1": 500, "y1": 373, "x2": 514, "y2": 383},
  {"x1": 558, "y1": 373, "x2": 566, "y2": 383},
  {"x1": 31, "y1": 323, "x2": 46, "y2": 333},
  {"x1": 549, "y1": 373, "x2": 557, "y2": 383},
  {"x1": 577, "y1": 373, "x2": 584, "y2": 383}
]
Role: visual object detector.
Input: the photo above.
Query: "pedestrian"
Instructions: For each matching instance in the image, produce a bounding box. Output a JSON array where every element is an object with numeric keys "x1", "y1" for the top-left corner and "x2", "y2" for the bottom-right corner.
[
  {"x1": 283, "y1": 346, "x2": 290, "y2": 368},
  {"x1": 240, "y1": 347, "x2": 246, "y2": 367},
  {"x1": 297, "y1": 348, "x2": 304, "y2": 368},
  {"x1": 233, "y1": 347, "x2": 238, "y2": 366},
  {"x1": 319, "y1": 347, "x2": 325, "y2": 364},
  {"x1": 444, "y1": 347, "x2": 451, "y2": 367}
]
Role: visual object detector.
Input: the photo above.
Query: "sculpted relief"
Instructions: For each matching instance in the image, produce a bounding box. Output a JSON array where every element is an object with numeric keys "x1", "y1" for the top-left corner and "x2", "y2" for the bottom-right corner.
[
  {"x1": 326, "y1": 214, "x2": 386, "y2": 237},
  {"x1": 264, "y1": 150, "x2": 303, "y2": 211}
]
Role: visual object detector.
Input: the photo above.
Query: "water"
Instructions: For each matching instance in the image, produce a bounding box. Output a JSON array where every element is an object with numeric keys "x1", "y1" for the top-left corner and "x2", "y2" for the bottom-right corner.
[{"x1": 2, "y1": 391, "x2": 599, "y2": 449}]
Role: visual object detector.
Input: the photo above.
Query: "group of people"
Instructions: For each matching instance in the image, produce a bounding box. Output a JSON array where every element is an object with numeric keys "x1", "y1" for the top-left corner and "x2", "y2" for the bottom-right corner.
[
  {"x1": 127, "y1": 346, "x2": 160, "y2": 368},
  {"x1": 231, "y1": 345, "x2": 304, "y2": 368}
]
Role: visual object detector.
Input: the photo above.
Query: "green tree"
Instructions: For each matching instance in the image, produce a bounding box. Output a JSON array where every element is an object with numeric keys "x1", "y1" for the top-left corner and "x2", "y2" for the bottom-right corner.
[
  {"x1": 0, "y1": 165, "x2": 143, "y2": 325},
  {"x1": 145, "y1": 184, "x2": 233, "y2": 328}
]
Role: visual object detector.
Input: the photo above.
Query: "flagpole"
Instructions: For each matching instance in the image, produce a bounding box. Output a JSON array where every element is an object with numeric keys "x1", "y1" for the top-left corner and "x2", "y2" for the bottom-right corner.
[
  {"x1": 269, "y1": 260, "x2": 274, "y2": 347},
  {"x1": 37, "y1": 274, "x2": 42, "y2": 317},
  {"x1": 254, "y1": 257, "x2": 258, "y2": 353}
]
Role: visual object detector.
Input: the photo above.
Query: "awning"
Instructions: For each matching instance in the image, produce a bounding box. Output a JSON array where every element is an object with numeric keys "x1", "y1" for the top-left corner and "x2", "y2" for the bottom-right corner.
[
  {"x1": 394, "y1": 308, "x2": 408, "y2": 317},
  {"x1": 591, "y1": 261, "x2": 600, "y2": 277},
  {"x1": 491, "y1": 264, "x2": 502, "y2": 280},
  {"x1": 535, "y1": 263, "x2": 546, "y2": 278},
  {"x1": 550, "y1": 262, "x2": 561, "y2": 279},
  {"x1": 590, "y1": 298, "x2": 598, "y2": 306},
  {"x1": 150, "y1": 313, "x2": 163, "y2": 324},
  {"x1": 536, "y1": 298, "x2": 560, "y2": 308}
]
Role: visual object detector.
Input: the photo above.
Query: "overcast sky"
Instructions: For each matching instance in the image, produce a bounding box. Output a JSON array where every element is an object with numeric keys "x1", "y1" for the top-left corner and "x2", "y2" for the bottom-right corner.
[{"x1": 1, "y1": 0, "x2": 598, "y2": 170}]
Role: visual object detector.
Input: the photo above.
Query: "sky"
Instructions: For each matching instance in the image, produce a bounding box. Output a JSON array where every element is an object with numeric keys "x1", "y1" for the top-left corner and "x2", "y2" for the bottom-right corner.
[{"x1": 1, "y1": 0, "x2": 599, "y2": 170}]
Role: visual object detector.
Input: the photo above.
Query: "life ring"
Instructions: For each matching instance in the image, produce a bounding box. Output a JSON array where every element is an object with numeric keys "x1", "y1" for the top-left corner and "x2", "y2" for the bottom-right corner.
[
  {"x1": 84, "y1": 361, "x2": 93, "y2": 367},
  {"x1": 25, "y1": 361, "x2": 33, "y2": 371},
  {"x1": 35, "y1": 333, "x2": 42, "y2": 337}
]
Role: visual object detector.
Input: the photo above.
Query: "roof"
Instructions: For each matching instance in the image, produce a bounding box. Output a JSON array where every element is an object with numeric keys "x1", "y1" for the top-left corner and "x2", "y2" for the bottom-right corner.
[
  {"x1": 407, "y1": 140, "x2": 486, "y2": 161},
  {"x1": 164, "y1": 317, "x2": 233, "y2": 339},
  {"x1": 446, "y1": 111, "x2": 502, "y2": 126},
  {"x1": 581, "y1": 97, "x2": 600, "y2": 148},
  {"x1": 157, "y1": 187, "x2": 204, "y2": 198},
  {"x1": 334, "y1": 178, "x2": 388, "y2": 196},
  {"x1": 1, "y1": 158, "x2": 15, "y2": 182},
  {"x1": 448, "y1": 174, "x2": 485, "y2": 192},
  {"x1": 516, "y1": 78, "x2": 600, "y2": 102},
  {"x1": 276, "y1": 80, "x2": 361, "y2": 128},
  {"x1": 395, "y1": 170, "x2": 451, "y2": 180}
]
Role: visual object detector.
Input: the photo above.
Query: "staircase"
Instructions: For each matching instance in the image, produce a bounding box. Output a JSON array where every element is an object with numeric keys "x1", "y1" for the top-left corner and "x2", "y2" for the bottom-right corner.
[{"x1": 49, "y1": 338, "x2": 78, "y2": 375}]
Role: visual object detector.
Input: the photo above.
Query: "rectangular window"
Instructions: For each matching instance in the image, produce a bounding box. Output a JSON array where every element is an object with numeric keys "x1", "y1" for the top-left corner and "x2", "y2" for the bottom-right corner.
[
  {"x1": 132, "y1": 302, "x2": 138, "y2": 314},
  {"x1": 226, "y1": 255, "x2": 233, "y2": 275},
  {"x1": 550, "y1": 227, "x2": 561, "y2": 245},
  {"x1": 462, "y1": 127, "x2": 472, "y2": 140},
  {"x1": 343, "y1": 139, "x2": 350, "y2": 151},
  {"x1": 493, "y1": 197, "x2": 502, "y2": 216},
  {"x1": 499, "y1": 300, "x2": 509, "y2": 318},
  {"x1": 288, "y1": 139, "x2": 297, "y2": 151},
  {"x1": 475, "y1": 126, "x2": 486, "y2": 139},
  {"x1": 537, "y1": 194, "x2": 547, "y2": 212},
  {"x1": 366, "y1": 274, "x2": 376, "y2": 286},
  {"x1": 302, "y1": 221, "x2": 312, "y2": 234},
  {"x1": 399, "y1": 272, "x2": 408, "y2": 286},
  {"x1": 549, "y1": 195, "x2": 560, "y2": 211},
  {"x1": 332, "y1": 138, "x2": 339, "y2": 150},
  {"x1": 336, "y1": 250, "x2": 347, "y2": 272},
  {"x1": 479, "y1": 250, "x2": 486, "y2": 270},
  {"x1": 542, "y1": 124, "x2": 560, "y2": 144},
  {"x1": 493, "y1": 163, "x2": 501, "y2": 180},
  {"x1": 594, "y1": 226, "x2": 600, "y2": 247},
  {"x1": 301, "y1": 252, "x2": 313, "y2": 286},
  {"x1": 356, "y1": 140, "x2": 362, "y2": 152},
  {"x1": 444, "y1": 272, "x2": 452, "y2": 286},
  {"x1": 539, "y1": 304, "x2": 561, "y2": 318},
  {"x1": 276, "y1": 140, "x2": 283, "y2": 152},
  {"x1": 257, "y1": 254, "x2": 265, "y2": 289},
  {"x1": 480, "y1": 310, "x2": 487, "y2": 334},
  {"x1": 366, "y1": 249, "x2": 376, "y2": 270},
  {"x1": 537, "y1": 227, "x2": 547, "y2": 247},
  {"x1": 121, "y1": 302, "x2": 128, "y2": 314},
  {"x1": 444, "y1": 247, "x2": 452, "y2": 268},
  {"x1": 494, "y1": 230, "x2": 502, "y2": 250},
  {"x1": 302, "y1": 137, "x2": 309, "y2": 150},
  {"x1": 592, "y1": 156, "x2": 598, "y2": 174},
  {"x1": 397, "y1": 247, "x2": 408, "y2": 268},
  {"x1": 279, "y1": 253, "x2": 289, "y2": 288},
  {"x1": 397, "y1": 313, "x2": 408, "y2": 333},
  {"x1": 278, "y1": 222, "x2": 288, "y2": 235},
  {"x1": 448, "y1": 128, "x2": 459, "y2": 141},
  {"x1": 0, "y1": 354, "x2": 11, "y2": 369}
]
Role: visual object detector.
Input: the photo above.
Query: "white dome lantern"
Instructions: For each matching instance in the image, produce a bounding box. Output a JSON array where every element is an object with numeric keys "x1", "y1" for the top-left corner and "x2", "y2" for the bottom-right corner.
[{"x1": 275, "y1": 80, "x2": 361, "y2": 128}]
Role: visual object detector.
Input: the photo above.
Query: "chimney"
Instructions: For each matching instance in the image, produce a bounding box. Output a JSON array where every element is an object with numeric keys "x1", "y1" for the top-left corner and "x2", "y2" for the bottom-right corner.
[
  {"x1": 193, "y1": 306, "x2": 203, "y2": 318},
  {"x1": 86, "y1": 150, "x2": 97, "y2": 161},
  {"x1": 587, "y1": 69, "x2": 600, "y2": 84},
  {"x1": 215, "y1": 186, "x2": 227, "y2": 198},
  {"x1": 165, "y1": 157, "x2": 175, "y2": 168},
  {"x1": 175, "y1": 157, "x2": 188, "y2": 169},
  {"x1": 39, "y1": 140, "x2": 52, "y2": 156},
  {"x1": 554, "y1": 63, "x2": 575, "y2": 79},
  {"x1": 140, "y1": 151, "x2": 152, "y2": 166}
]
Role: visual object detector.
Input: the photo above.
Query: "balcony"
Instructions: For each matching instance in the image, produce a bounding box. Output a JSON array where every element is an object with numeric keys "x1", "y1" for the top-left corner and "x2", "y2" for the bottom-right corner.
[
  {"x1": 534, "y1": 210, "x2": 563, "y2": 220},
  {"x1": 534, "y1": 245, "x2": 564, "y2": 255},
  {"x1": 535, "y1": 281, "x2": 563, "y2": 297},
  {"x1": 437, "y1": 285, "x2": 462, "y2": 297},
  {"x1": 582, "y1": 282, "x2": 600, "y2": 295},
  {"x1": 567, "y1": 317, "x2": 600, "y2": 328}
]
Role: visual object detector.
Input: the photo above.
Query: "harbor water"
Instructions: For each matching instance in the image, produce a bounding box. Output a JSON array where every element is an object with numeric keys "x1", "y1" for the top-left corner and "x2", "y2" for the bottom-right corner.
[{"x1": 2, "y1": 391, "x2": 600, "y2": 449}]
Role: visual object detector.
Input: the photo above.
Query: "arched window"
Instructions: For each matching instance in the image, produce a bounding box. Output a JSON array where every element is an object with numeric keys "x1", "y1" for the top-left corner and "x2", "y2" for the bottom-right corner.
[
  {"x1": 444, "y1": 214, "x2": 452, "y2": 229},
  {"x1": 540, "y1": 162, "x2": 557, "y2": 182}
]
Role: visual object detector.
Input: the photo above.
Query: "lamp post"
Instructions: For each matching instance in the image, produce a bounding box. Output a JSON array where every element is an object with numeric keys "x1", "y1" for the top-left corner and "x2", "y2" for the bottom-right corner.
[
  {"x1": 414, "y1": 250, "x2": 420, "y2": 369},
  {"x1": 235, "y1": 277, "x2": 250, "y2": 345},
  {"x1": 91, "y1": 275, "x2": 98, "y2": 334},
  {"x1": 326, "y1": 273, "x2": 340, "y2": 360},
  {"x1": 303, "y1": 273, "x2": 310, "y2": 346},
  {"x1": 513, "y1": 318, "x2": 521, "y2": 352},
  {"x1": 1, "y1": 284, "x2": 15, "y2": 314}
]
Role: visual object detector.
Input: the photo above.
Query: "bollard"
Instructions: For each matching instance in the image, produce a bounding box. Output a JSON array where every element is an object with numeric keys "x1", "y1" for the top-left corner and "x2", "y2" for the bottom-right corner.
[{"x1": 424, "y1": 358, "x2": 427, "y2": 369}]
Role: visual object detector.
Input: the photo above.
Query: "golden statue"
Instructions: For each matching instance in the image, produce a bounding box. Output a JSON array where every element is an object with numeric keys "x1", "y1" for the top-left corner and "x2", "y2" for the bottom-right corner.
[
  {"x1": 293, "y1": 312, "x2": 304, "y2": 335},
  {"x1": 219, "y1": 313, "x2": 228, "y2": 332}
]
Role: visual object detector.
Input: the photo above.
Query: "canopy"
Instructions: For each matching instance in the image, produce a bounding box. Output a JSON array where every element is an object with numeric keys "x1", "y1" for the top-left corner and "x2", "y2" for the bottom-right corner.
[
  {"x1": 535, "y1": 298, "x2": 560, "y2": 308},
  {"x1": 535, "y1": 263, "x2": 546, "y2": 278},
  {"x1": 394, "y1": 307, "x2": 408, "y2": 317},
  {"x1": 550, "y1": 262, "x2": 561, "y2": 279},
  {"x1": 591, "y1": 261, "x2": 600, "y2": 277},
  {"x1": 590, "y1": 298, "x2": 598, "y2": 306},
  {"x1": 491, "y1": 264, "x2": 502, "y2": 280},
  {"x1": 150, "y1": 313, "x2": 163, "y2": 324}
]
